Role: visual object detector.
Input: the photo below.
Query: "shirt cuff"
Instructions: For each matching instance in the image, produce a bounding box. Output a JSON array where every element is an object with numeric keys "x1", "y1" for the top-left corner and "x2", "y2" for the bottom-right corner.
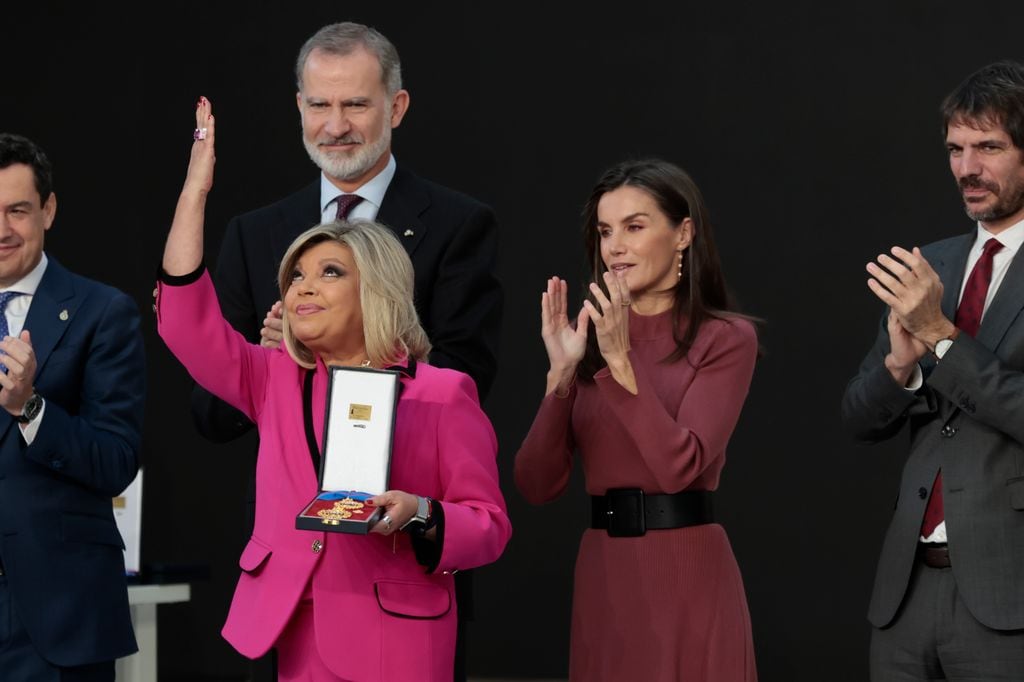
[{"x1": 904, "y1": 364, "x2": 923, "y2": 392}]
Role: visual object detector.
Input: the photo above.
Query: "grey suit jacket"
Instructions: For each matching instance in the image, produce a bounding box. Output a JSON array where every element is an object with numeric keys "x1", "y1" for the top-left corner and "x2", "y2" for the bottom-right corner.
[{"x1": 842, "y1": 230, "x2": 1024, "y2": 630}]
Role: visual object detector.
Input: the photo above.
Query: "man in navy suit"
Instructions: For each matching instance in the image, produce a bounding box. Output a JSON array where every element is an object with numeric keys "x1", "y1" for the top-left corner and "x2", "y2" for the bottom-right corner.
[
  {"x1": 189, "y1": 22, "x2": 502, "y2": 682},
  {"x1": 0, "y1": 133, "x2": 145, "y2": 680}
]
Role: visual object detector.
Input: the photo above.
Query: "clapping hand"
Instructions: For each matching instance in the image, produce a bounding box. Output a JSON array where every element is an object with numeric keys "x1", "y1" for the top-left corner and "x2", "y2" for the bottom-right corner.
[
  {"x1": 866, "y1": 246, "x2": 953, "y2": 347},
  {"x1": 260, "y1": 301, "x2": 284, "y2": 349},
  {"x1": 0, "y1": 331, "x2": 37, "y2": 419},
  {"x1": 581, "y1": 270, "x2": 637, "y2": 394},
  {"x1": 583, "y1": 270, "x2": 632, "y2": 364},
  {"x1": 541, "y1": 276, "x2": 588, "y2": 396},
  {"x1": 883, "y1": 309, "x2": 927, "y2": 386}
]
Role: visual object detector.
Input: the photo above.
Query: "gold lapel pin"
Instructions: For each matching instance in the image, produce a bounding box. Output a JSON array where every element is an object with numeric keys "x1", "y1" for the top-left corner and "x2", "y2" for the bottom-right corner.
[
  {"x1": 403, "y1": 229, "x2": 414, "y2": 237},
  {"x1": 59, "y1": 309, "x2": 69, "y2": 321}
]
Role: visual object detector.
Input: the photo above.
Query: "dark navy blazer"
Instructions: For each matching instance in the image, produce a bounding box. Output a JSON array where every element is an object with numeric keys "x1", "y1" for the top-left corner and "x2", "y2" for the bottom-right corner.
[{"x1": 0, "y1": 256, "x2": 145, "y2": 665}]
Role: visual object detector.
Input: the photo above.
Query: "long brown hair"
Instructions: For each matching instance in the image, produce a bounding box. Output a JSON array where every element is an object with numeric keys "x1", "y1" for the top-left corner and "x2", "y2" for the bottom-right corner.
[{"x1": 578, "y1": 159, "x2": 755, "y2": 380}]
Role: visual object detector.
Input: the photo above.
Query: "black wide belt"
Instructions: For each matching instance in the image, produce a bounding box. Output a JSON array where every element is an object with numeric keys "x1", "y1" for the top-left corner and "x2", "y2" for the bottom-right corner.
[{"x1": 591, "y1": 489, "x2": 713, "y2": 537}]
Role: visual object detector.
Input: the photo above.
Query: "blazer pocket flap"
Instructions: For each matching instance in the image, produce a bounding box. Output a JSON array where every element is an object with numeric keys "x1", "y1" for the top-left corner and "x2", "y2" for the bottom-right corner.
[
  {"x1": 1008, "y1": 477, "x2": 1024, "y2": 510},
  {"x1": 239, "y1": 536, "x2": 272, "y2": 572},
  {"x1": 375, "y1": 580, "x2": 451, "y2": 619},
  {"x1": 61, "y1": 513, "x2": 125, "y2": 548}
]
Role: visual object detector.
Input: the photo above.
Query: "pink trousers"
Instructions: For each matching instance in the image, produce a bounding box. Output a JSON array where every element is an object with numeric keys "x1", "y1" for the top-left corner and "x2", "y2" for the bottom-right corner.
[{"x1": 276, "y1": 599, "x2": 350, "y2": 682}]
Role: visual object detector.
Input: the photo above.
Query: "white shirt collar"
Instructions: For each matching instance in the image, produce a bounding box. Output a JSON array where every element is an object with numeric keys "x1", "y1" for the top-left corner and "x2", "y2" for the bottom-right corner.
[
  {"x1": 319, "y1": 154, "x2": 397, "y2": 216},
  {"x1": 0, "y1": 252, "x2": 48, "y2": 296},
  {"x1": 976, "y1": 217, "x2": 1024, "y2": 254}
]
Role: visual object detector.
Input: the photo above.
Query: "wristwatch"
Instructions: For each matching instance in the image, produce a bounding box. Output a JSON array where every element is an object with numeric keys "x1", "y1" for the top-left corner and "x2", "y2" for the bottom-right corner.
[
  {"x1": 934, "y1": 338, "x2": 954, "y2": 359},
  {"x1": 934, "y1": 328, "x2": 961, "y2": 360},
  {"x1": 401, "y1": 496, "x2": 435, "y2": 536},
  {"x1": 16, "y1": 391, "x2": 43, "y2": 424}
]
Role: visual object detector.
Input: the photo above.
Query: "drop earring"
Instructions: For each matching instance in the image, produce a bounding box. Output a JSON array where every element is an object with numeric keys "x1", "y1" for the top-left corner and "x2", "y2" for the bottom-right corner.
[{"x1": 677, "y1": 249, "x2": 684, "y2": 281}]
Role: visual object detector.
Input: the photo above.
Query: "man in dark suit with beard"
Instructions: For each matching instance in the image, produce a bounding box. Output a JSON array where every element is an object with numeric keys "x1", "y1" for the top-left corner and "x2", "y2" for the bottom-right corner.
[
  {"x1": 190, "y1": 22, "x2": 501, "y2": 682},
  {"x1": 843, "y1": 60, "x2": 1024, "y2": 681}
]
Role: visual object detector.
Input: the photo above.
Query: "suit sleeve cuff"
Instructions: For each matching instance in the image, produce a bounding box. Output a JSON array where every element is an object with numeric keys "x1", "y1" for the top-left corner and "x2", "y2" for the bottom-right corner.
[
  {"x1": 157, "y1": 262, "x2": 207, "y2": 286},
  {"x1": 410, "y1": 502, "x2": 445, "y2": 573}
]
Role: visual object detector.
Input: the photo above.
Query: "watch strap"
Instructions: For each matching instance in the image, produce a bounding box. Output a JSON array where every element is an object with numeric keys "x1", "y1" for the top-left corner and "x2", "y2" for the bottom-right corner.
[
  {"x1": 401, "y1": 496, "x2": 435, "y2": 535},
  {"x1": 15, "y1": 392, "x2": 43, "y2": 424}
]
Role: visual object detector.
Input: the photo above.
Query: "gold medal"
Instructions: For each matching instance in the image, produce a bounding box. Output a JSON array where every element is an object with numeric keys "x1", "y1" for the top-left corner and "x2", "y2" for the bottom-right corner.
[{"x1": 316, "y1": 497, "x2": 366, "y2": 524}]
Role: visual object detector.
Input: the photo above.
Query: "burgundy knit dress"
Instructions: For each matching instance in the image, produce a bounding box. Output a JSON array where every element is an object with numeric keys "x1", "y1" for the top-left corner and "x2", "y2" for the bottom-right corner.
[{"x1": 515, "y1": 310, "x2": 758, "y2": 681}]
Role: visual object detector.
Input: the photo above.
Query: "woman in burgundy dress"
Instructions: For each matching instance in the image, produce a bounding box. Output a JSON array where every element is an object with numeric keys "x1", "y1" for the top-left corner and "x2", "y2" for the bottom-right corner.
[{"x1": 514, "y1": 159, "x2": 759, "y2": 681}]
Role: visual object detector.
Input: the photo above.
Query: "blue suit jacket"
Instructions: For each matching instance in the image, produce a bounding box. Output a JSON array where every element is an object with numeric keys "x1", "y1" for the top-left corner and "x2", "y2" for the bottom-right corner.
[{"x1": 0, "y1": 256, "x2": 145, "y2": 665}]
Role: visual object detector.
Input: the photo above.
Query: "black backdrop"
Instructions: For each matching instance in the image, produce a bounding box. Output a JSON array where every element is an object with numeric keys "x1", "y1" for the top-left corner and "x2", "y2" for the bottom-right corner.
[{"x1": 4, "y1": 2, "x2": 1024, "y2": 680}]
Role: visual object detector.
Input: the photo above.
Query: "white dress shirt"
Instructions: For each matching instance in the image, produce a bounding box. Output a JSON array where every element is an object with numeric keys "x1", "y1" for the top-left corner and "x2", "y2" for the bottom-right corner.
[
  {"x1": 921, "y1": 217, "x2": 1024, "y2": 542},
  {"x1": 1, "y1": 252, "x2": 49, "y2": 443},
  {"x1": 319, "y1": 154, "x2": 397, "y2": 224}
]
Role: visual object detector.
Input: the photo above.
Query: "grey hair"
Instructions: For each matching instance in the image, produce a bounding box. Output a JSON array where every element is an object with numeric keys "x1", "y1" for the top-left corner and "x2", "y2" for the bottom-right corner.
[
  {"x1": 295, "y1": 22, "x2": 402, "y2": 96},
  {"x1": 278, "y1": 220, "x2": 430, "y2": 369}
]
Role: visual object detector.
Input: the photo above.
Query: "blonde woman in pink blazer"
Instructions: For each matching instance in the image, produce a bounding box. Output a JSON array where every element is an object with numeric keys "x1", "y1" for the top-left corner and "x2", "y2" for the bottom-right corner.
[{"x1": 156, "y1": 98, "x2": 511, "y2": 682}]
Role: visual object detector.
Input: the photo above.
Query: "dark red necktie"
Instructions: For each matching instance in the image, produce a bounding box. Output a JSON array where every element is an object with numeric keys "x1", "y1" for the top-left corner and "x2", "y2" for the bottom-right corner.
[
  {"x1": 334, "y1": 194, "x2": 364, "y2": 220},
  {"x1": 921, "y1": 237, "x2": 1004, "y2": 538}
]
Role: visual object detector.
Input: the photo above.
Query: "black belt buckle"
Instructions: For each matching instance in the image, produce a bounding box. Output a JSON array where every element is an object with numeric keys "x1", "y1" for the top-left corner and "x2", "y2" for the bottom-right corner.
[{"x1": 605, "y1": 488, "x2": 646, "y2": 537}]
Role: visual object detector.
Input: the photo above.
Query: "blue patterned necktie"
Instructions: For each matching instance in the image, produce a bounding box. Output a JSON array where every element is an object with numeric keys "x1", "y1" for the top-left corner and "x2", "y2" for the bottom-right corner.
[{"x1": 0, "y1": 291, "x2": 25, "y2": 373}]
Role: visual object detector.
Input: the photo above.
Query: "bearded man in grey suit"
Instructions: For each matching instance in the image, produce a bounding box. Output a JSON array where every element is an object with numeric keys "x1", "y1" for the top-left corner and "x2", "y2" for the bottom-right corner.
[{"x1": 842, "y1": 60, "x2": 1024, "y2": 681}]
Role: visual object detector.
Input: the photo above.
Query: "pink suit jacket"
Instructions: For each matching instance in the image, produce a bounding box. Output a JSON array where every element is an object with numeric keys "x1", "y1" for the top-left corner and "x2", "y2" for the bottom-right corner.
[{"x1": 157, "y1": 270, "x2": 511, "y2": 682}]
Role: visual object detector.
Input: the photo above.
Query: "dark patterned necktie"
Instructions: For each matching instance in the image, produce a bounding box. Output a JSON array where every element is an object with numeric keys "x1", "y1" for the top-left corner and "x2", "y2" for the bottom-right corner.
[
  {"x1": 0, "y1": 291, "x2": 26, "y2": 373},
  {"x1": 334, "y1": 194, "x2": 364, "y2": 220},
  {"x1": 921, "y1": 237, "x2": 1004, "y2": 538}
]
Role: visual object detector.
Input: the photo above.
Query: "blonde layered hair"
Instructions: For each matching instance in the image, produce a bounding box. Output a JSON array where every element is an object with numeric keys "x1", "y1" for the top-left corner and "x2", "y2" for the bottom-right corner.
[{"x1": 278, "y1": 221, "x2": 431, "y2": 369}]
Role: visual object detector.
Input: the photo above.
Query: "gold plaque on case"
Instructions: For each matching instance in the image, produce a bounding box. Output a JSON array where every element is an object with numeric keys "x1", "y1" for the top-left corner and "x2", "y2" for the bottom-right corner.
[{"x1": 349, "y1": 403, "x2": 373, "y2": 420}]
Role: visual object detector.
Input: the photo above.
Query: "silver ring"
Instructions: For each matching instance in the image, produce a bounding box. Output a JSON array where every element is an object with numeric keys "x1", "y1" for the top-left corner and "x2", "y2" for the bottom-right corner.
[
  {"x1": 193, "y1": 127, "x2": 208, "y2": 141},
  {"x1": 381, "y1": 514, "x2": 392, "y2": 530}
]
